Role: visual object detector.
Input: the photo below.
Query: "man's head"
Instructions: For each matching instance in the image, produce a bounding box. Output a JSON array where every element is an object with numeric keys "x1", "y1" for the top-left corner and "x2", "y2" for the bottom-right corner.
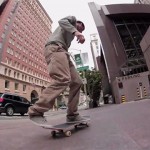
[{"x1": 76, "y1": 20, "x2": 85, "y2": 33}]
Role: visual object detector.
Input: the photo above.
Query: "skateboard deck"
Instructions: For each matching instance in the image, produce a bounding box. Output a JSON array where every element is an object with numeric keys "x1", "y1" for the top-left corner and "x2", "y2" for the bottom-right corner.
[{"x1": 33, "y1": 116, "x2": 90, "y2": 137}]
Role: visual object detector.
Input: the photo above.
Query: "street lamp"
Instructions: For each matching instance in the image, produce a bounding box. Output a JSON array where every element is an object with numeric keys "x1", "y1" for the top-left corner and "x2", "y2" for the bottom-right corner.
[
  {"x1": 69, "y1": 48, "x2": 88, "y2": 108},
  {"x1": 90, "y1": 33, "x2": 99, "y2": 71},
  {"x1": 68, "y1": 48, "x2": 82, "y2": 67}
]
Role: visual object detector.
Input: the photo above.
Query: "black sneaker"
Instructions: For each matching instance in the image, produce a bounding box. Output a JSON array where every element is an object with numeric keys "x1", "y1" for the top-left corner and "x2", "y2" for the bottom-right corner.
[
  {"x1": 29, "y1": 115, "x2": 47, "y2": 124},
  {"x1": 66, "y1": 115, "x2": 88, "y2": 123}
]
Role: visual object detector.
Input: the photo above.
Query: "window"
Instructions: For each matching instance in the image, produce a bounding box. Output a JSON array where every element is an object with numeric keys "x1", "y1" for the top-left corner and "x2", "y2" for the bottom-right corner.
[
  {"x1": 4, "y1": 25, "x2": 8, "y2": 30},
  {"x1": 5, "y1": 80, "x2": 10, "y2": 89},
  {"x1": 15, "y1": 83, "x2": 19, "y2": 90},
  {"x1": 23, "y1": 85, "x2": 26, "y2": 92},
  {"x1": 14, "y1": 72, "x2": 16, "y2": 78},
  {"x1": 8, "y1": 70, "x2": 11, "y2": 76},
  {"x1": 4, "y1": 68, "x2": 7, "y2": 75},
  {"x1": 22, "y1": 75, "x2": 24, "y2": 80},
  {"x1": 114, "y1": 18, "x2": 149, "y2": 75},
  {"x1": 22, "y1": 97, "x2": 29, "y2": 103},
  {"x1": 1, "y1": 33, "x2": 5, "y2": 38},
  {"x1": 7, "y1": 47, "x2": 13, "y2": 55},
  {"x1": 13, "y1": 96, "x2": 21, "y2": 102},
  {"x1": 17, "y1": 73, "x2": 20, "y2": 79},
  {"x1": 4, "y1": 94, "x2": 13, "y2": 99}
]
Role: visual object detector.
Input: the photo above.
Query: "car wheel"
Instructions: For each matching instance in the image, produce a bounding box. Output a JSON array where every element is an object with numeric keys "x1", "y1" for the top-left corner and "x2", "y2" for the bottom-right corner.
[
  {"x1": 6, "y1": 106, "x2": 14, "y2": 116},
  {"x1": 20, "y1": 113, "x2": 25, "y2": 116}
]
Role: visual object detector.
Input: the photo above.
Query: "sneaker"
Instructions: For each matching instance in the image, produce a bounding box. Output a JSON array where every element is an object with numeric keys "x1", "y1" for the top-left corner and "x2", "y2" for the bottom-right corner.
[
  {"x1": 29, "y1": 115, "x2": 47, "y2": 124},
  {"x1": 66, "y1": 114, "x2": 88, "y2": 123}
]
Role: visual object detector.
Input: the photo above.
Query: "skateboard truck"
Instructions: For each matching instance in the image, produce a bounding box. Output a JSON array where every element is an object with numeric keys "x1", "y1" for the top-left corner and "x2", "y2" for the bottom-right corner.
[{"x1": 50, "y1": 122, "x2": 90, "y2": 137}]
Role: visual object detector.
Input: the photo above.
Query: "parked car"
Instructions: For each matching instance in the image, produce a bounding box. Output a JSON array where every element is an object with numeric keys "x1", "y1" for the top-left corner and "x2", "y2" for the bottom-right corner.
[{"x1": 0, "y1": 93, "x2": 32, "y2": 116}]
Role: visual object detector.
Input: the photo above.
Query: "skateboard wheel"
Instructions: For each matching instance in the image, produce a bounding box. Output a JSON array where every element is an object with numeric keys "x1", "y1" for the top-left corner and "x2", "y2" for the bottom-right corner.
[
  {"x1": 51, "y1": 131, "x2": 56, "y2": 137},
  {"x1": 65, "y1": 131, "x2": 72, "y2": 137}
]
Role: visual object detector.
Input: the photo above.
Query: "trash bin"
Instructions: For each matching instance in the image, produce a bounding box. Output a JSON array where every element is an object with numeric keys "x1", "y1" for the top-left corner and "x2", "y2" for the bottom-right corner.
[{"x1": 104, "y1": 95, "x2": 109, "y2": 104}]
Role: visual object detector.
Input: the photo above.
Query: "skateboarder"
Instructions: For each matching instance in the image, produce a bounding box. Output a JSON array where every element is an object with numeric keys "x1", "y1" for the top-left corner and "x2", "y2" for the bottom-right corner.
[{"x1": 28, "y1": 16, "x2": 86, "y2": 124}]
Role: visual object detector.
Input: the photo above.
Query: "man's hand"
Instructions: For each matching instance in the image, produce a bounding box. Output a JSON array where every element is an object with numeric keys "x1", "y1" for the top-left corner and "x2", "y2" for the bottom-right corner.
[{"x1": 74, "y1": 31, "x2": 85, "y2": 44}]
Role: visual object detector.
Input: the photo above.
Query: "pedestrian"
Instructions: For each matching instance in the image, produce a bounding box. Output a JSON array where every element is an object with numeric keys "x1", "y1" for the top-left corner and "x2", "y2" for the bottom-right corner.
[{"x1": 28, "y1": 16, "x2": 86, "y2": 124}]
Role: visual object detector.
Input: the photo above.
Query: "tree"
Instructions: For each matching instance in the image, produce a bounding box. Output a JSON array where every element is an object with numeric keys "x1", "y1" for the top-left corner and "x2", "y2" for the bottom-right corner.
[{"x1": 79, "y1": 69, "x2": 102, "y2": 108}]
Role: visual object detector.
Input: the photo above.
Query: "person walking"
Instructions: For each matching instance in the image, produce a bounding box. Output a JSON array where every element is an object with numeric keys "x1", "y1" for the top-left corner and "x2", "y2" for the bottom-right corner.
[{"x1": 28, "y1": 16, "x2": 86, "y2": 124}]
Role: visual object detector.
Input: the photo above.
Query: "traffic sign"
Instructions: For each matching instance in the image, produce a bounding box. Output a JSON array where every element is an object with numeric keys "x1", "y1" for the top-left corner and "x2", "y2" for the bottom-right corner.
[
  {"x1": 74, "y1": 54, "x2": 82, "y2": 65},
  {"x1": 77, "y1": 66, "x2": 89, "y2": 71}
]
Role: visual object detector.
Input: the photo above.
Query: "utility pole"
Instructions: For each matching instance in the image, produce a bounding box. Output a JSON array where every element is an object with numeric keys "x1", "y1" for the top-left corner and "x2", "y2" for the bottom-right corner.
[{"x1": 69, "y1": 48, "x2": 89, "y2": 108}]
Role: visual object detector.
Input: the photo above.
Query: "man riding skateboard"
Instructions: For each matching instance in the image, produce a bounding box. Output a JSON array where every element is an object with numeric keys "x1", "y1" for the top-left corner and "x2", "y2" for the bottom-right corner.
[{"x1": 28, "y1": 16, "x2": 86, "y2": 124}]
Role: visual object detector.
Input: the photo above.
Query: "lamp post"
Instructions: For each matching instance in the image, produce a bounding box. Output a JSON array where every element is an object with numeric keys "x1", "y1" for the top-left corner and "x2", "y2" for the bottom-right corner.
[
  {"x1": 90, "y1": 33, "x2": 99, "y2": 71},
  {"x1": 69, "y1": 48, "x2": 88, "y2": 108}
]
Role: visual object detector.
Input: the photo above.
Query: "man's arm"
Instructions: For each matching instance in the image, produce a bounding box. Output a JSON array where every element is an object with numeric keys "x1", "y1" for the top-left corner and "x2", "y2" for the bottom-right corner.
[
  {"x1": 58, "y1": 16, "x2": 85, "y2": 44},
  {"x1": 58, "y1": 16, "x2": 78, "y2": 34}
]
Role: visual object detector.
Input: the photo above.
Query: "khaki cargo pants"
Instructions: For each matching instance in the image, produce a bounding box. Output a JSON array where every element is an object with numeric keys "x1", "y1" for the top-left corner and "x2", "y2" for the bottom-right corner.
[{"x1": 28, "y1": 44, "x2": 83, "y2": 116}]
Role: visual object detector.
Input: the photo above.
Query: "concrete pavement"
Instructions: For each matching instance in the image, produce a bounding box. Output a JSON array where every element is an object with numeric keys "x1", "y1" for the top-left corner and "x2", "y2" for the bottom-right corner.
[{"x1": 0, "y1": 99, "x2": 150, "y2": 150}]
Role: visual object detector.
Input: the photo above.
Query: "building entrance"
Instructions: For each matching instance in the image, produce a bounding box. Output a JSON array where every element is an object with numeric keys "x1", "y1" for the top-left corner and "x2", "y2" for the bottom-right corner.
[{"x1": 31, "y1": 90, "x2": 38, "y2": 104}]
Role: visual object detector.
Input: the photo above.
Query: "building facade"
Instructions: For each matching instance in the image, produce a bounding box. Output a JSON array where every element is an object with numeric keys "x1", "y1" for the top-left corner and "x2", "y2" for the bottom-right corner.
[
  {"x1": 90, "y1": 33, "x2": 100, "y2": 70},
  {"x1": 89, "y1": 3, "x2": 150, "y2": 103},
  {"x1": 134, "y1": 0, "x2": 150, "y2": 4},
  {"x1": 0, "y1": 0, "x2": 52, "y2": 101}
]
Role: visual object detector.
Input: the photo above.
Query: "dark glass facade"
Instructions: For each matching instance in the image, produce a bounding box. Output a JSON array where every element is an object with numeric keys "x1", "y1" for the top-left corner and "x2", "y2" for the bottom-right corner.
[
  {"x1": 89, "y1": 3, "x2": 150, "y2": 103},
  {"x1": 114, "y1": 18, "x2": 150, "y2": 75},
  {"x1": 135, "y1": 0, "x2": 150, "y2": 4}
]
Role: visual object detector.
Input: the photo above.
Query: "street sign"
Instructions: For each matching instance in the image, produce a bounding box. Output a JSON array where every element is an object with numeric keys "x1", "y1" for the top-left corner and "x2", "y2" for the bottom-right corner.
[
  {"x1": 74, "y1": 54, "x2": 82, "y2": 65},
  {"x1": 77, "y1": 66, "x2": 89, "y2": 71}
]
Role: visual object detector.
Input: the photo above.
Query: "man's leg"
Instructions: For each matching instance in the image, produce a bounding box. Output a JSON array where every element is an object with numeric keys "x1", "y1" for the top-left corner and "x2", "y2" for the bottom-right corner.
[
  {"x1": 67, "y1": 62, "x2": 83, "y2": 122},
  {"x1": 28, "y1": 45, "x2": 71, "y2": 122}
]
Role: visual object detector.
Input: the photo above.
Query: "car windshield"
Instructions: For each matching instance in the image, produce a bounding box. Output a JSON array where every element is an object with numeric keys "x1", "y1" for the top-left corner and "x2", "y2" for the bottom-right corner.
[{"x1": 22, "y1": 97, "x2": 30, "y2": 103}]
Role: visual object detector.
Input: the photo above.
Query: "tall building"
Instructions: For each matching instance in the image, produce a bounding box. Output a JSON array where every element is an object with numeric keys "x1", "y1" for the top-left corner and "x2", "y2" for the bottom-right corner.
[
  {"x1": 0, "y1": 0, "x2": 52, "y2": 101},
  {"x1": 134, "y1": 0, "x2": 150, "y2": 4},
  {"x1": 90, "y1": 33, "x2": 100, "y2": 70},
  {"x1": 89, "y1": 2, "x2": 150, "y2": 103}
]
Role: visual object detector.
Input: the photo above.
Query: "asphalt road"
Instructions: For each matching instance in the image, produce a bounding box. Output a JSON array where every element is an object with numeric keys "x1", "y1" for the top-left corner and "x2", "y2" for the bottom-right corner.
[{"x1": 1, "y1": 99, "x2": 150, "y2": 150}]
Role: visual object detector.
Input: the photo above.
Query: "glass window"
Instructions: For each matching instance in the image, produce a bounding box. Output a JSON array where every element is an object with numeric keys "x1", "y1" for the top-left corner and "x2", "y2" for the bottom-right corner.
[
  {"x1": 14, "y1": 71, "x2": 16, "y2": 78},
  {"x1": 8, "y1": 70, "x2": 11, "y2": 76},
  {"x1": 137, "y1": 24, "x2": 148, "y2": 36},
  {"x1": 22, "y1": 97, "x2": 29, "y2": 103},
  {"x1": 23, "y1": 85, "x2": 26, "y2": 91},
  {"x1": 13, "y1": 96, "x2": 22, "y2": 102},
  {"x1": 1, "y1": 33, "x2": 5, "y2": 38},
  {"x1": 117, "y1": 25, "x2": 135, "y2": 49},
  {"x1": 4, "y1": 25, "x2": 8, "y2": 30},
  {"x1": 4, "y1": 94, "x2": 13, "y2": 99},
  {"x1": 124, "y1": 18, "x2": 134, "y2": 24},
  {"x1": 114, "y1": 18, "x2": 149, "y2": 76},
  {"x1": 15, "y1": 83, "x2": 19, "y2": 90},
  {"x1": 4, "y1": 68, "x2": 7, "y2": 75},
  {"x1": 127, "y1": 24, "x2": 142, "y2": 48},
  {"x1": 17, "y1": 73, "x2": 19, "y2": 78},
  {"x1": 5, "y1": 80, "x2": 10, "y2": 89}
]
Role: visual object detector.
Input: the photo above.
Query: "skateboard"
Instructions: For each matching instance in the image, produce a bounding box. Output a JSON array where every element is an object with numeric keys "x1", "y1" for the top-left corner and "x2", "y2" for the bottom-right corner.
[{"x1": 33, "y1": 116, "x2": 90, "y2": 137}]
